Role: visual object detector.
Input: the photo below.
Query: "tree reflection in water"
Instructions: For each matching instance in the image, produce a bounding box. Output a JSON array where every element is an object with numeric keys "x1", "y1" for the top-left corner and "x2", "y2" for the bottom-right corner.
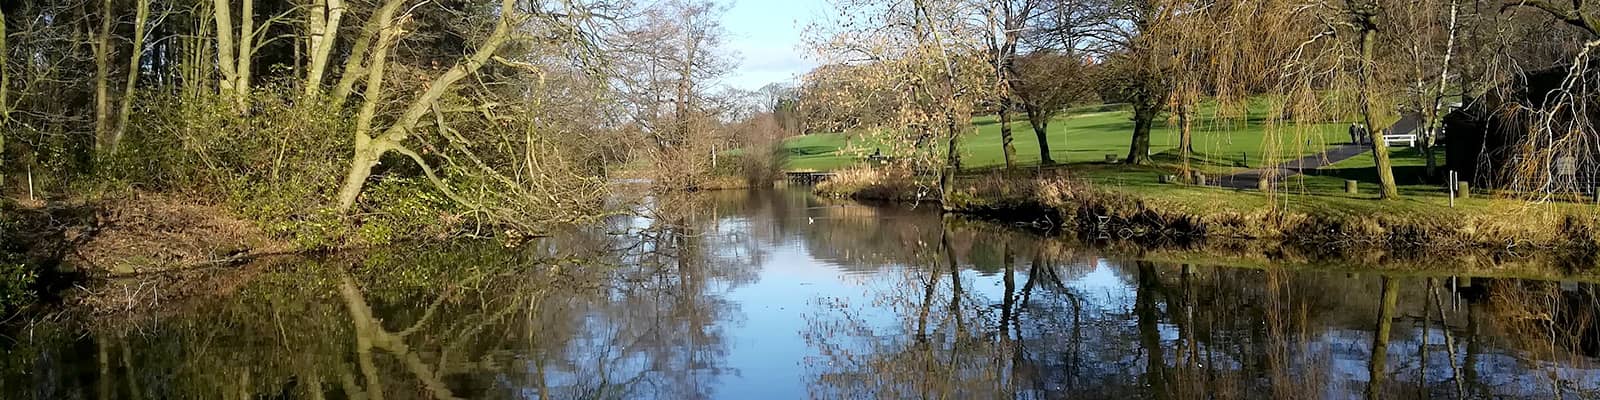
[
  {"x1": 801, "y1": 220, "x2": 1600, "y2": 400},
  {"x1": 1, "y1": 189, "x2": 1599, "y2": 399}
]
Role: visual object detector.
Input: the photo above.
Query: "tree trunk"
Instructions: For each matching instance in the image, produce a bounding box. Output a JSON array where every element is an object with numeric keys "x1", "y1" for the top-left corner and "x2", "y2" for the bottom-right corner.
[
  {"x1": 335, "y1": 0, "x2": 518, "y2": 212},
  {"x1": 999, "y1": 102, "x2": 1017, "y2": 170},
  {"x1": 1027, "y1": 108, "x2": 1054, "y2": 165},
  {"x1": 0, "y1": 6, "x2": 8, "y2": 188},
  {"x1": 303, "y1": 0, "x2": 344, "y2": 99},
  {"x1": 1127, "y1": 98, "x2": 1158, "y2": 165},
  {"x1": 1423, "y1": 0, "x2": 1460, "y2": 180},
  {"x1": 335, "y1": 0, "x2": 404, "y2": 211},
  {"x1": 334, "y1": 143, "x2": 383, "y2": 215},
  {"x1": 1366, "y1": 276, "x2": 1400, "y2": 400},
  {"x1": 1179, "y1": 104, "x2": 1193, "y2": 179},
  {"x1": 1357, "y1": 24, "x2": 1400, "y2": 199},
  {"x1": 94, "y1": 0, "x2": 114, "y2": 157},
  {"x1": 234, "y1": 0, "x2": 254, "y2": 111},
  {"x1": 330, "y1": 0, "x2": 396, "y2": 109},
  {"x1": 211, "y1": 0, "x2": 255, "y2": 112},
  {"x1": 939, "y1": 109, "x2": 961, "y2": 203},
  {"x1": 111, "y1": 0, "x2": 153, "y2": 155},
  {"x1": 212, "y1": 0, "x2": 239, "y2": 104}
]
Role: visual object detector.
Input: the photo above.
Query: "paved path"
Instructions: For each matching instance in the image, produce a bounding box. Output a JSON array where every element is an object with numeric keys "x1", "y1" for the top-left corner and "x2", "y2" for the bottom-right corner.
[
  {"x1": 1213, "y1": 113, "x2": 1426, "y2": 189},
  {"x1": 1213, "y1": 144, "x2": 1369, "y2": 189}
]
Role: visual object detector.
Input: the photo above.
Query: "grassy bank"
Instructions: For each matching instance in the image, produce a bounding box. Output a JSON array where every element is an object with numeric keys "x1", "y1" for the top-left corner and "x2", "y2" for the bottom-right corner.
[
  {"x1": 789, "y1": 100, "x2": 1575, "y2": 260},
  {"x1": 817, "y1": 166, "x2": 1600, "y2": 266}
]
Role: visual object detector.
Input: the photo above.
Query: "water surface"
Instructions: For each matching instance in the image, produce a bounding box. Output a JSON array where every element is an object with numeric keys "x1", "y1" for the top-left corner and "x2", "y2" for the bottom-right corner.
[{"x1": 3, "y1": 189, "x2": 1598, "y2": 399}]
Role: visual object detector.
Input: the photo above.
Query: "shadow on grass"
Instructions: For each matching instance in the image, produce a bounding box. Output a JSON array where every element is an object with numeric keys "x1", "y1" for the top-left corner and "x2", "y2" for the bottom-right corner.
[
  {"x1": 788, "y1": 145, "x2": 846, "y2": 157},
  {"x1": 1311, "y1": 165, "x2": 1434, "y2": 186}
]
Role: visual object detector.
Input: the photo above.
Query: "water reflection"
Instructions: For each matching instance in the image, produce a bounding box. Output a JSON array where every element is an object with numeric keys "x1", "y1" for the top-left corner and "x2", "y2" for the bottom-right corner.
[{"x1": 1, "y1": 189, "x2": 1598, "y2": 399}]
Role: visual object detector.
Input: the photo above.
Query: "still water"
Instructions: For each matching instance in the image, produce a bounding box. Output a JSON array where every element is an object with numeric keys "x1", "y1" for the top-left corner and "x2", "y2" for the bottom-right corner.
[{"x1": 3, "y1": 189, "x2": 1599, "y2": 399}]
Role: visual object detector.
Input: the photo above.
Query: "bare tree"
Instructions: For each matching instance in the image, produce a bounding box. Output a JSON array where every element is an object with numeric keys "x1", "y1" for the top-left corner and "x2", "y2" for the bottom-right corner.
[
  {"x1": 111, "y1": 0, "x2": 154, "y2": 155},
  {"x1": 333, "y1": 0, "x2": 521, "y2": 210},
  {"x1": 1050, "y1": 0, "x2": 1172, "y2": 166},
  {"x1": 614, "y1": 0, "x2": 740, "y2": 190},
  {"x1": 301, "y1": 0, "x2": 343, "y2": 99},
  {"x1": 1014, "y1": 50, "x2": 1095, "y2": 165},
  {"x1": 982, "y1": 0, "x2": 1046, "y2": 170},
  {"x1": 812, "y1": 0, "x2": 994, "y2": 200}
]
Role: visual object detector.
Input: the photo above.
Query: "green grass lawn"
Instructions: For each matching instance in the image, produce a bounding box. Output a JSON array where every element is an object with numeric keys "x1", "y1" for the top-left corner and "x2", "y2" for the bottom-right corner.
[
  {"x1": 1288, "y1": 146, "x2": 1446, "y2": 197},
  {"x1": 782, "y1": 102, "x2": 1351, "y2": 175},
  {"x1": 783, "y1": 102, "x2": 1485, "y2": 208}
]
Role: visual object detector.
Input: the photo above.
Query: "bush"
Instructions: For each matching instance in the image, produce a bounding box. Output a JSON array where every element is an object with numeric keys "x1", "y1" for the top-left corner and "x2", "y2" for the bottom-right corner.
[
  {"x1": 98, "y1": 90, "x2": 477, "y2": 247},
  {"x1": 0, "y1": 262, "x2": 36, "y2": 316}
]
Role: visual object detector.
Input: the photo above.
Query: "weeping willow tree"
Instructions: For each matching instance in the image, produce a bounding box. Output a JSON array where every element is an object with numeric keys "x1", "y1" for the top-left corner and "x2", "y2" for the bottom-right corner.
[
  {"x1": 1141, "y1": 0, "x2": 1322, "y2": 188},
  {"x1": 1155, "y1": 0, "x2": 1429, "y2": 199},
  {"x1": 1490, "y1": 1, "x2": 1600, "y2": 199}
]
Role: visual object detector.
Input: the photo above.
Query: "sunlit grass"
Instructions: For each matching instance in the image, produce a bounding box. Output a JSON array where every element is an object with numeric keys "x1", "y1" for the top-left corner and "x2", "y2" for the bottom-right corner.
[
  {"x1": 781, "y1": 102, "x2": 1484, "y2": 208},
  {"x1": 782, "y1": 102, "x2": 1350, "y2": 173}
]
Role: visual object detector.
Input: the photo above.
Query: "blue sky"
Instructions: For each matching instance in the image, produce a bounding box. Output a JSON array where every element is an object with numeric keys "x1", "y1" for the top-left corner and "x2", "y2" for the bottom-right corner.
[{"x1": 719, "y1": 0, "x2": 831, "y2": 91}]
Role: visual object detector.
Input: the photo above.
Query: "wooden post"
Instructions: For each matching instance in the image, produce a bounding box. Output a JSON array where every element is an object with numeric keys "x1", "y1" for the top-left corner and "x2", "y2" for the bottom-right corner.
[
  {"x1": 1345, "y1": 180, "x2": 1359, "y2": 194},
  {"x1": 1456, "y1": 181, "x2": 1469, "y2": 199}
]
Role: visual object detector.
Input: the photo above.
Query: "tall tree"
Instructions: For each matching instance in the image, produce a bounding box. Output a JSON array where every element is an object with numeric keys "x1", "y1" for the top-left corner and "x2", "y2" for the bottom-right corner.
[
  {"x1": 983, "y1": 0, "x2": 1044, "y2": 170},
  {"x1": 1013, "y1": 51, "x2": 1094, "y2": 165},
  {"x1": 1061, "y1": 0, "x2": 1173, "y2": 166},
  {"x1": 614, "y1": 0, "x2": 736, "y2": 190},
  {"x1": 111, "y1": 0, "x2": 153, "y2": 155},
  {"x1": 812, "y1": 0, "x2": 993, "y2": 201},
  {"x1": 334, "y1": 0, "x2": 521, "y2": 210},
  {"x1": 93, "y1": 0, "x2": 115, "y2": 156},
  {"x1": 1349, "y1": 0, "x2": 1402, "y2": 199}
]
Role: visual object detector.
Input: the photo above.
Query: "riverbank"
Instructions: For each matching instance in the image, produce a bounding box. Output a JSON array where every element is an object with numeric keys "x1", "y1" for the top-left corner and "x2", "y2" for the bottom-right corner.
[
  {"x1": 0, "y1": 191, "x2": 307, "y2": 315},
  {"x1": 2, "y1": 191, "x2": 295, "y2": 273},
  {"x1": 819, "y1": 167, "x2": 1600, "y2": 267}
]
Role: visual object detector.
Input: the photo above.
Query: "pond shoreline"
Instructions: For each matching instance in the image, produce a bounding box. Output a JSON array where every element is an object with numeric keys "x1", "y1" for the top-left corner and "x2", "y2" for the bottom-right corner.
[
  {"x1": 816, "y1": 172, "x2": 1600, "y2": 271},
  {"x1": 11, "y1": 182, "x2": 1600, "y2": 322}
]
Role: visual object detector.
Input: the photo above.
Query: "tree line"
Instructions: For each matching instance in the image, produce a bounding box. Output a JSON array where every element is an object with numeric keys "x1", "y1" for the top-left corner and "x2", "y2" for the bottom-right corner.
[
  {"x1": 788, "y1": 0, "x2": 1600, "y2": 200},
  {"x1": 0, "y1": 0, "x2": 778, "y2": 239}
]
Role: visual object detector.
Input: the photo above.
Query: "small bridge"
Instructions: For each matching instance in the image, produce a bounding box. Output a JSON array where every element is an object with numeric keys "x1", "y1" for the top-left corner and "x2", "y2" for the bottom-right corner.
[{"x1": 785, "y1": 172, "x2": 837, "y2": 185}]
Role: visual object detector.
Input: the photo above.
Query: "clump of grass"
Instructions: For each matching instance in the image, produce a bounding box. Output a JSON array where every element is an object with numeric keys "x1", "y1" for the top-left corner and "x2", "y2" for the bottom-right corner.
[
  {"x1": 815, "y1": 167, "x2": 937, "y2": 202},
  {"x1": 947, "y1": 170, "x2": 1083, "y2": 209}
]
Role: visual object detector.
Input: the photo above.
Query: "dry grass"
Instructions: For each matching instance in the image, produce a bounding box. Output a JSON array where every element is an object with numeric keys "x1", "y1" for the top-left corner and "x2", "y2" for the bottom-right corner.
[
  {"x1": 814, "y1": 167, "x2": 940, "y2": 202},
  {"x1": 61, "y1": 191, "x2": 290, "y2": 275}
]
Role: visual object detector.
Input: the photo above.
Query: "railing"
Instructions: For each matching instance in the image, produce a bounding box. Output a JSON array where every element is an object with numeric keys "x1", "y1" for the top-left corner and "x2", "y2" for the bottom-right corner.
[
  {"x1": 785, "y1": 172, "x2": 837, "y2": 185},
  {"x1": 1382, "y1": 133, "x2": 1417, "y2": 147}
]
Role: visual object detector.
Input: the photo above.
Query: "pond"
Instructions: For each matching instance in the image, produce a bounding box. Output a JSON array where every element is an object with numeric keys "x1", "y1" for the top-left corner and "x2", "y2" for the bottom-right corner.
[{"x1": 2, "y1": 188, "x2": 1599, "y2": 399}]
